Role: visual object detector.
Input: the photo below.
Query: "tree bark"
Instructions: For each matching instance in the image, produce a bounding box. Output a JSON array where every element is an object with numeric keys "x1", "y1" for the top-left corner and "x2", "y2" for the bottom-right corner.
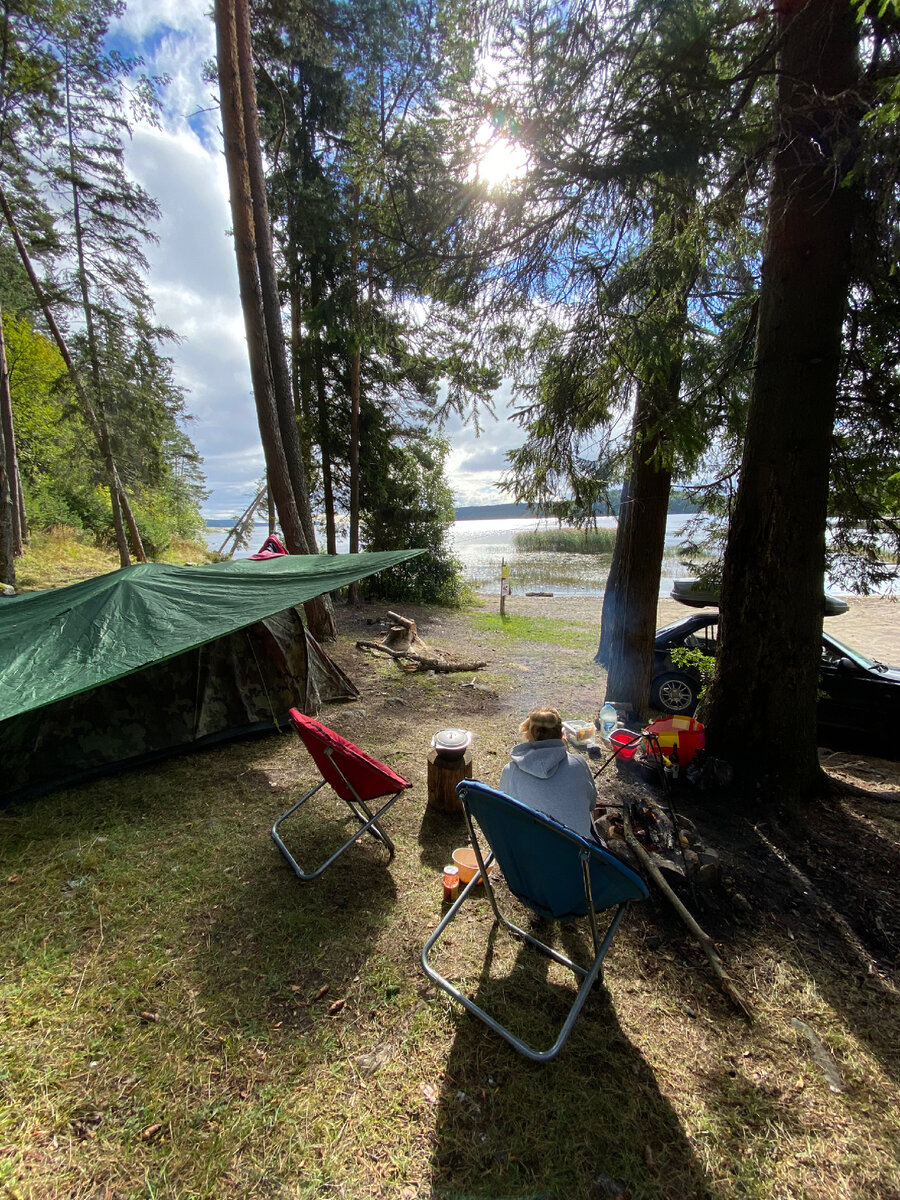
[
  {"x1": 309, "y1": 264, "x2": 337, "y2": 555},
  {"x1": 0, "y1": 306, "x2": 23, "y2": 557},
  {"x1": 0, "y1": 323, "x2": 15, "y2": 590},
  {"x1": 233, "y1": 0, "x2": 318, "y2": 556},
  {"x1": 216, "y1": 0, "x2": 302, "y2": 541},
  {"x1": 347, "y1": 184, "x2": 362, "y2": 606},
  {"x1": 699, "y1": 0, "x2": 861, "y2": 804},
  {"x1": 219, "y1": 0, "x2": 335, "y2": 641},
  {"x1": 598, "y1": 375, "x2": 675, "y2": 719},
  {"x1": 314, "y1": 336, "x2": 337, "y2": 555}
]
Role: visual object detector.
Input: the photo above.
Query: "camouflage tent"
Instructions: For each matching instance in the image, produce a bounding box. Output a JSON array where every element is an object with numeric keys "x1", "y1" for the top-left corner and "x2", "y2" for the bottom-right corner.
[{"x1": 0, "y1": 551, "x2": 422, "y2": 802}]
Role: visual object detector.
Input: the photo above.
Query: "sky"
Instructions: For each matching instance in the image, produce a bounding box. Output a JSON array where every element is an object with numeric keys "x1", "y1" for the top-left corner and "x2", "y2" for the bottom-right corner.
[{"x1": 108, "y1": 1, "x2": 526, "y2": 520}]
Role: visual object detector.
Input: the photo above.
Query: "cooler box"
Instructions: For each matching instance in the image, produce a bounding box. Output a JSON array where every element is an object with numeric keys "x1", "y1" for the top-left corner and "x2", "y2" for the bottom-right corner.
[{"x1": 642, "y1": 715, "x2": 705, "y2": 767}]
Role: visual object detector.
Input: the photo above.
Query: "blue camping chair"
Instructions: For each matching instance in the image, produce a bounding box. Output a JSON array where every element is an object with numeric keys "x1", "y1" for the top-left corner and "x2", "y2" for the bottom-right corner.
[{"x1": 422, "y1": 780, "x2": 649, "y2": 1062}]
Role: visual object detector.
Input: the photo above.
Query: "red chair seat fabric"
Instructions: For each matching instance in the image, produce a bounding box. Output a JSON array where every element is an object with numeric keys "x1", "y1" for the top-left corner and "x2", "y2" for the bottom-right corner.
[{"x1": 288, "y1": 709, "x2": 410, "y2": 801}]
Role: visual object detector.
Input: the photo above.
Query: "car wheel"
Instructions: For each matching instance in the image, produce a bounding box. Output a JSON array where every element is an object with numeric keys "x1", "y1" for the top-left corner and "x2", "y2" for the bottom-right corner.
[{"x1": 651, "y1": 672, "x2": 699, "y2": 716}]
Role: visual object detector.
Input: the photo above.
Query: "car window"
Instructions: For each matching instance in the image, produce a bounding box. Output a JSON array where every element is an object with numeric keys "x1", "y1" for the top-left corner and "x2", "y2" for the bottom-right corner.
[
  {"x1": 822, "y1": 634, "x2": 874, "y2": 669},
  {"x1": 693, "y1": 624, "x2": 719, "y2": 654}
]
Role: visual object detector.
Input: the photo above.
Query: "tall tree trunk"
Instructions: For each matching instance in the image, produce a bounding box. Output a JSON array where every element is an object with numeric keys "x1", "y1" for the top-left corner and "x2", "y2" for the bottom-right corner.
[
  {"x1": 314, "y1": 338, "x2": 337, "y2": 556},
  {"x1": 0, "y1": 315, "x2": 16, "y2": 590},
  {"x1": 0, "y1": 424, "x2": 14, "y2": 591},
  {"x1": 215, "y1": 0, "x2": 335, "y2": 639},
  {"x1": 347, "y1": 184, "x2": 362, "y2": 606},
  {"x1": 63, "y1": 47, "x2": 145, "y2": 566},
  {"x1": 308, "y1": 264, "x2": 337, "y2": 556},
  {"x1": 699, "y1": 0, "x2": 861, "y2": 804},
  {"x1": 596, "y1": 224, "x2": 690, "y2": 716},
  {"x1": 233, "y1": 0, "x2": 319, "y2": 557},
  {"x1": 267, "y1": 480, "x2": 276, "y2": 535},
  {"x1": 289, "y1": 275, "x2": 317, "y2": 519},
  {"x1": 0, "y1": 305, "x2": 23, "y2": 555},
  {"x1": 598, "y1": 374, "x2": 675, "y2": 718},
  {"x1": 0, "y1": 185, "x2": 142, "y2": 567}
]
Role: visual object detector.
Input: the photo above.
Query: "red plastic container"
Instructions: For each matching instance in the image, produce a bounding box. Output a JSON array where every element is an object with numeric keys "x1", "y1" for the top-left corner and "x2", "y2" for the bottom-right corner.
[
  {"x1": 609, "y1": 728, "x2": 641, "y2": 760},
  {"x1": 642, "y1": 716, "x2": 705, "y2": 767}
]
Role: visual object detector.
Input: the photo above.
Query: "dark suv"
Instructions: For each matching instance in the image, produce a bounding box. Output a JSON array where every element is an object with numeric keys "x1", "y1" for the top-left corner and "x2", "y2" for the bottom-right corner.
[{"x1": 652, "y1": 611, "x2": 900, "y2": 752}]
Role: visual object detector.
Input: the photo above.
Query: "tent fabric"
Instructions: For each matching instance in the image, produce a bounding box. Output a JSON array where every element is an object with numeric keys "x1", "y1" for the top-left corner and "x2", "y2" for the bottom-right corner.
[
  {"x1": 0, "y1": 550, "x2": 423, "y2": 802},
  {"x1": 0, "y1": 610, "x2": 358, "y2": 802},
  {"x1": 0, "y1": 550, "x2": 422, "y2": 724}
]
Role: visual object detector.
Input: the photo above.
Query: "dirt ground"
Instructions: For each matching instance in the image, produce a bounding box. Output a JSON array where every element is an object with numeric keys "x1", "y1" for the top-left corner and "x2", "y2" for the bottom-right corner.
[{"x1": 330, "y1": 592, "x2": 900, "y2": 997}]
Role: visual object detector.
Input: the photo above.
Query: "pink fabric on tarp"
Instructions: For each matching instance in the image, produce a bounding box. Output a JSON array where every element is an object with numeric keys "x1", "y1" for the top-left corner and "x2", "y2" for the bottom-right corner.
[
  {"x1": 248, "y1": 535, "x2": 288, "y2": 560},
  {"x1": 289, "y1": 708, "x2": 411, "y2": 802}
]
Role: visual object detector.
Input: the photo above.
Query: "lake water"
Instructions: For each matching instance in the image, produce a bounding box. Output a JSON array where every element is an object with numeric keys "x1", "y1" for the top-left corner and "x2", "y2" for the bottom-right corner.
[{"x1": 205, "y1": 514, "x2": 700, "y2": 597}]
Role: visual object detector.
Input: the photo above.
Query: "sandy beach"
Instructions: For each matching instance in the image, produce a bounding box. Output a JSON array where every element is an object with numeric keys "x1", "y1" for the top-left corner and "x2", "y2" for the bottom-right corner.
[{"x1": 492, "y1": 591, "x2": 900, "y2": 664}]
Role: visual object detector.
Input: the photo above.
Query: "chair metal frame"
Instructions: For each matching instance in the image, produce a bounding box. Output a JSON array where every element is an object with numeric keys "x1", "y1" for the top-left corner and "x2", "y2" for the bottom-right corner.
[
  {"x1": 272, "y1": 711, "x2": 410, "y2": 881},
  {"x1": 422, "y1": 780, "x2": 648, "y2": 1062}
]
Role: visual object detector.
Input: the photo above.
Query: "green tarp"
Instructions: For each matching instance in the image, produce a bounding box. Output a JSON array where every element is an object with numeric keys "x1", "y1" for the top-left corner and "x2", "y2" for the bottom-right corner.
[
  {"x1": 0, "y1": 551, "x2": 421, "y2": 723},
  {"x1": 0, "y1": 551, "x2": 423, "y2": 801}
]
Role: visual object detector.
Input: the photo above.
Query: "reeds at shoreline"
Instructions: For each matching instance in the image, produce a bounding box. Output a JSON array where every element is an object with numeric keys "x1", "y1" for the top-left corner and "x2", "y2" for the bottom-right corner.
[{"x1": 512, "y1": 526, "x2": 618, "y2": 555}]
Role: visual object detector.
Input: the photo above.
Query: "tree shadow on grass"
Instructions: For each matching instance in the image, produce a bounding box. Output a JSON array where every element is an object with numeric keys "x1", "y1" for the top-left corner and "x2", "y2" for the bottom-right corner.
[
  {"x1": 424, "y1": 889, "x2": 723, "y2": 1200},
  {"x1": 188, "y1": 771, "x2": 401, "y2": 1028},
  {"x1": 2, "y1": 740, "x2": 404, "y2": 1040},
  {"x1": 678, "y1": 784, "x2": 900, "y2": 1089}
]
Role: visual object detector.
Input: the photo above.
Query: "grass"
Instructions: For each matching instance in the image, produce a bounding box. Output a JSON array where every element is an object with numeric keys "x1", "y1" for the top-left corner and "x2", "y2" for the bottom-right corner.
[
  {"x1": 13, "y1": 527, "x2": 121, "y2": 591},
  {"x1": 4, "y1": 721, "x2": 900, "y2": 1199},
  {"x1": 512, "y1": 528, "x2": 617, "y2": 555},
  {"x1": 470, "y1": 612, "x2": 597, "y2": 653},
  {"x1": 12, "y1": 526, "x2": 212, "y2": 593},
  {"x1": 2, "y1": 561, "x2": 900, "y2": 1198}
]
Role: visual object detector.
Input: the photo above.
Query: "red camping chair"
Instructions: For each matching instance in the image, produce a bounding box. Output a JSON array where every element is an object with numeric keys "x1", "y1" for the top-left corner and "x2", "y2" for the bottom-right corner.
[{"x1": 271, "y1": 709, "x2": 411, "y2": 881}]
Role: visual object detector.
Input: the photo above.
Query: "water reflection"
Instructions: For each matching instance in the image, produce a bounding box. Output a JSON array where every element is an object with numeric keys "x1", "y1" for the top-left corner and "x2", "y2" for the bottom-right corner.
[
  {"x1": 203, "y1": 514, "x2": 697, "y2": 597},
  {"x1": 449, "y1": 516, "x2": 694, "y2": 597}
]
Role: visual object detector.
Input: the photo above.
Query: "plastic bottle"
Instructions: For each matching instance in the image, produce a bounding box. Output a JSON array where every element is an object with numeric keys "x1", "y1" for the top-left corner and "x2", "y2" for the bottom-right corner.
[{"x1": 597, "y1": 701, "x2": 618, "y2": 741}]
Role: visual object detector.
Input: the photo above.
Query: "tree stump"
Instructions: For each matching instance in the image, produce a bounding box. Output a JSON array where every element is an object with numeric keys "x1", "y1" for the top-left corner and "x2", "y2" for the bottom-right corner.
[{"x1": 427, "y1": 749, "x2": 473, "y2": 813}]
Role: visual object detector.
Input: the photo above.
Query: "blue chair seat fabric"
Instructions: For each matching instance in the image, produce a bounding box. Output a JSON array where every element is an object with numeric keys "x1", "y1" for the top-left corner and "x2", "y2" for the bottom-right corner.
[{"x1": 421, "y1": 780, "x2": 649, "y2": 1062}]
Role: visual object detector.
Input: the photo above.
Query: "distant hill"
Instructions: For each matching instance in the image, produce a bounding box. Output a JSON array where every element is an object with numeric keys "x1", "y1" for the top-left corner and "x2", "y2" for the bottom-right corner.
[
  {"x1": 453, "y1": 493, "x2": 700, "y2": 520},
  {"x1": 205, "y1": 494, "x2": 700, "y2": 526}
]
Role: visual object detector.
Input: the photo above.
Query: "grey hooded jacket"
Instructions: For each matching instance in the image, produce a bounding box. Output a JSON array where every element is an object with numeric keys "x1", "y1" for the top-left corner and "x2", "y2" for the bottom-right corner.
[{"x1": 499, "y1": 738, "x2": 597, "y2": 838}]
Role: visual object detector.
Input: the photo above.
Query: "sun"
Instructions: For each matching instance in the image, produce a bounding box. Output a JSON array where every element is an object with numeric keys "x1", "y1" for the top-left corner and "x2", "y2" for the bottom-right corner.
[{"x1": 471, "y1": 123, "x2": 529, "y2": 189}]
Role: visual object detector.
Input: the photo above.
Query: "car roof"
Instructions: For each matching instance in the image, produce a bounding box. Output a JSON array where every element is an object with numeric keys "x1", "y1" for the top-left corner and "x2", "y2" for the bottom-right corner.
[{"x1": 655, "y1": 612, "x2": 718, "y2": 641}]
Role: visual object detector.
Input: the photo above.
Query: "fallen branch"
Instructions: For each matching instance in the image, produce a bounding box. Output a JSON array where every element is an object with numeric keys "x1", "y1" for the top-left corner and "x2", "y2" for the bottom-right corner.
[
  {"x1": 622, "y1": 806, "x2": 752, "y2": 1019},
  {"x1": 355, "y1": 640, "x2": 487, "y2": 673}
]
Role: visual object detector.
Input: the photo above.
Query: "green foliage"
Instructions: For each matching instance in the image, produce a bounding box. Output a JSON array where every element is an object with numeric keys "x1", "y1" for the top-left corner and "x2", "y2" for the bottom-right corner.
[
  {"x1": 669, "y1": 645, "x2": 715, "y2": 696},
  {"x1": 360, "y1": 431, "x2": 466, "y2": 607},
  {"x1": 0, "y1": 0, "x2": 206, "y2": 562},
  {"x1": 7, "y1": 311, "x2": 206, "y2": 551}
]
